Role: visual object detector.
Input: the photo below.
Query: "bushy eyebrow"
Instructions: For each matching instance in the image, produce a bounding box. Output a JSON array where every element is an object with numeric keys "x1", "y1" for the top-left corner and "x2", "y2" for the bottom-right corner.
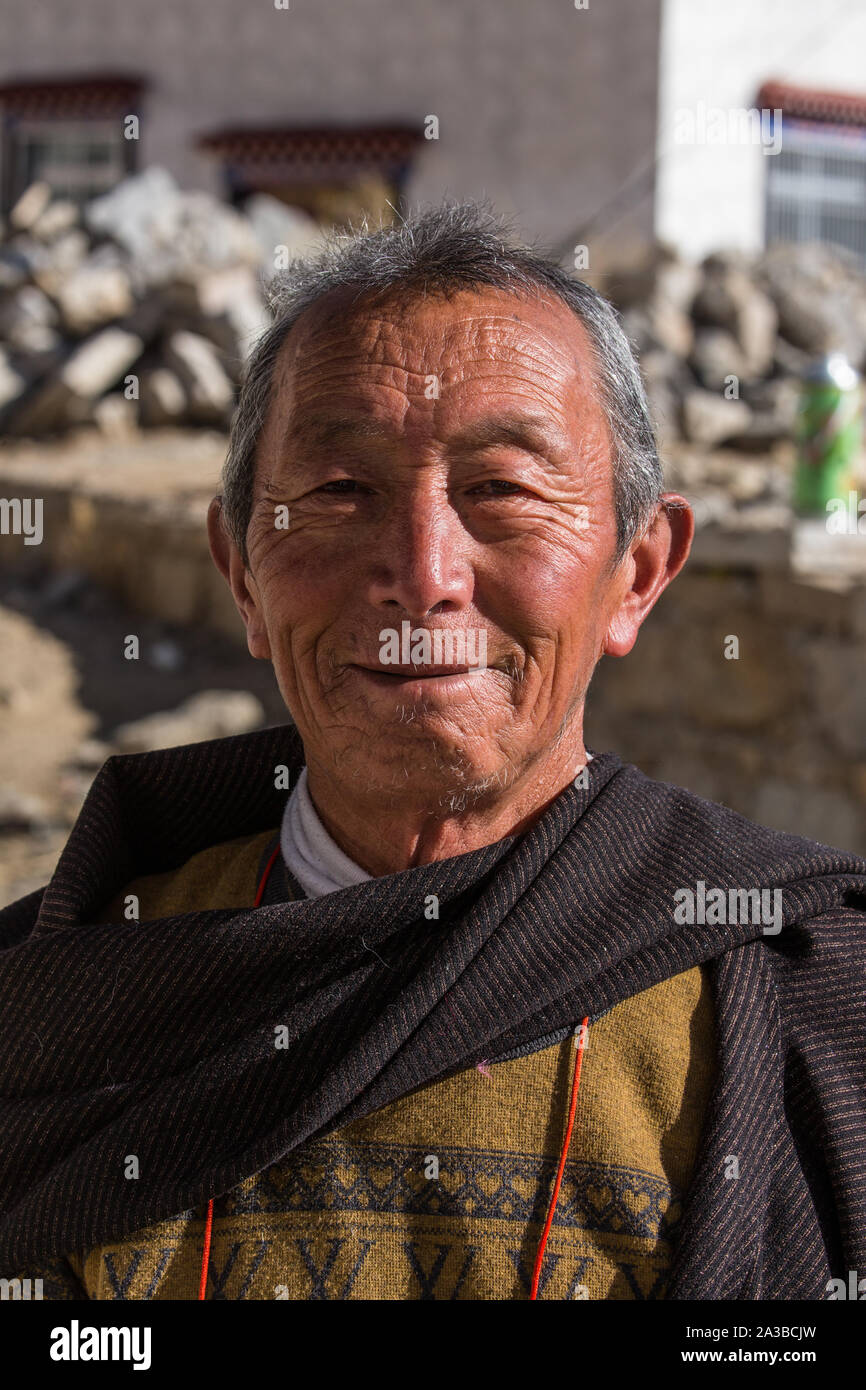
[
  {"x1": 282, "y1": 410, "x2": 572, "y2": 468},
  {"x1": 281, "y1": 415, "x2": 395, "y2": 455},
  {"x1": 449, "y1": 412, "x2": 572, "y2": 462}
]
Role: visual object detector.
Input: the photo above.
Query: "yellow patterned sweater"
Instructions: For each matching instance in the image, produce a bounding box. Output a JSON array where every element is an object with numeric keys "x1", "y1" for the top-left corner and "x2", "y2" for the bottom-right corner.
[{"x1": 32, "y1": 829, "x2": 715, "y2": 1301}]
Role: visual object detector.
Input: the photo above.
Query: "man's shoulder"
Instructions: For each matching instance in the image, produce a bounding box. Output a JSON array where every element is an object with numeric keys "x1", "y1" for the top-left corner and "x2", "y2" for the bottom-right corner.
[
  {"x1": 595, "y1": 757, "x2": 866, "y2": 948},
  {"x1": 94, "y1": 827, "x2": 279, "y2": 923},
  {"x1": 610, "y1": 756, "x2": 866, "y2": 877}
]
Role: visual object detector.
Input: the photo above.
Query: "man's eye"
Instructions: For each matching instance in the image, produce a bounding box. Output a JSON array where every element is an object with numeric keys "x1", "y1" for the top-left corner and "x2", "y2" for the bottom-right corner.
[
  {"x1": 471, "y1": 480, "x2": 524, "y2": 496},
  {"x1": 318, "y1": 479, "x2": 361, "y2": 493}
]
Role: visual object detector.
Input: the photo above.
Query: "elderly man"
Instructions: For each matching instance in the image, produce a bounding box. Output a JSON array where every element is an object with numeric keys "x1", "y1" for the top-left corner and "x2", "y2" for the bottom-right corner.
[{"x1": 1, "y1": 204, "x2": 865, "y2": 1303}]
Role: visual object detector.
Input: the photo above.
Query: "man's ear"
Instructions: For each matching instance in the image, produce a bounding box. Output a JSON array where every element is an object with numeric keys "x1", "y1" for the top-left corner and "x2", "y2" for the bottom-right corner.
[
  {"x1": 206, "y1": 497, "x2": 272, "y2": 661},
  {"x1": 602, "y1": 493, "x2": 694, "y2": 658}
]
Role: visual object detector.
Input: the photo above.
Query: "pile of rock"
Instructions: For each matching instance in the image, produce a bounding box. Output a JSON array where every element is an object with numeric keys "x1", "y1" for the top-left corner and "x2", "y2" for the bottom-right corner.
[
  {"x1": 0, "y1": 168, "x2": 324, "y2": 438},
  {"x1": 606, "y1": 241, "x2": 866, "y2": 451},
  {"x1": 3, "y1": 169, "x2": 865, "y2": 454}
]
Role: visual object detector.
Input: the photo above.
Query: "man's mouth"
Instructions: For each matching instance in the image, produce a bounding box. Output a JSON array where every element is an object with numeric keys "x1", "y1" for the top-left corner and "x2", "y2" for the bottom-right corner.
[{"x1": 351, "y1": 663, "x2": 487, "y2": 679}]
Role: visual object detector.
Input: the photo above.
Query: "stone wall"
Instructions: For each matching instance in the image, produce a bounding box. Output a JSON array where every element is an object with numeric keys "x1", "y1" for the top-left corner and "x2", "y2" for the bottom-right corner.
[
  {"x1": 585, "y1": 563, "x2": 866, "y2": 854},
  {"x1": 0, "y1": 430, "x2": 239, "y2": 635}
]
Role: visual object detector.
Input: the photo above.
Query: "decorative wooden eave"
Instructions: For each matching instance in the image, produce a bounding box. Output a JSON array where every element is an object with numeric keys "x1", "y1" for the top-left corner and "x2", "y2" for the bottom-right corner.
[
  {"x1": 0, "y1": 74, "x2": 146, "y2": 118},
  {"x1": 758, "y1": 79, "x2": 866, "y2": 130},
  {"x1": 196, "y1": 124, "x2": 423, "y2": 183}
]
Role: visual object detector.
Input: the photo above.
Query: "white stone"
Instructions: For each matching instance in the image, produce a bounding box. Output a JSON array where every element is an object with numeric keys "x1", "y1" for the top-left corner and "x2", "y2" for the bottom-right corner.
[
  {"x1": 55, "y1": 265, "x2": 135, "y2": 335},
  {"x1": 31, "y1": 200, "x2": 80, "y2": 242},
  {"x1": 244, "y1": 194, "x2": 324, "y2": 269},
  {"x1": 165, "y1": 331, "x2": 234, "y2": 422},
  {"x1": 682, "y1": 388, "x2": 752, "y2": 446},
  {"x1": 111, "y1": 691, "x2": 264, "y2": 753},
  {"x1": 62, "y1": 329, "x2": 144, "y2": 398},
  {"x1": 9, "y1": 182, "x2": 52, "y2": 232},
  {"x1": 0, "y1": 347, "x2": 26, "y2": 411},
  {"x1": 139, "y1": 368, "x2": 187, "y2": 426}
]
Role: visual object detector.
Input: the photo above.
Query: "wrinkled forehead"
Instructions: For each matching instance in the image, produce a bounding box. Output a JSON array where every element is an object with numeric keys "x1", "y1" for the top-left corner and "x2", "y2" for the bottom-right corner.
[{"x1": 265, "y1": 283, "x2": 604, "y2": 422}]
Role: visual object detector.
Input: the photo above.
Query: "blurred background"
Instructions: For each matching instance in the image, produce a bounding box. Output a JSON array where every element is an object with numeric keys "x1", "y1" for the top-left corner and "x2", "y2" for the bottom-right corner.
[{"x1": 0, "y1": 0, "x2": 865, "y2": 906}]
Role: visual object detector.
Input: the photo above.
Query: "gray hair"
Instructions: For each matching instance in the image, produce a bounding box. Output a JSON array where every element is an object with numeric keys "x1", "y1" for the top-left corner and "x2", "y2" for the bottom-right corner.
[{"x1": 220, "y1": 200, "x2": 662, "y2": 564}]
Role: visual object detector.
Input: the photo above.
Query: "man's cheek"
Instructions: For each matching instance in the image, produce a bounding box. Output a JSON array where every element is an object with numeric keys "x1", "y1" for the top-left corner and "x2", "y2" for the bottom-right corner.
[
  {"x1": 269, "y1": 625, "x2": 323, "y2": 693},
  {"x1": 517, "y1": 563, "x2": 589, "y2": 634},
  {"x1": 247, "y1": 509, "x2": 293, "y2": 565},
  {"x1": 253, "y1": 552, "x2": 313, "y2": 624}
]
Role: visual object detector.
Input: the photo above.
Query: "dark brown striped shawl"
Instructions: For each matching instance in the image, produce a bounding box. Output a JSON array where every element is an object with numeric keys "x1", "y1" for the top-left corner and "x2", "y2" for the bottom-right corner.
[{"x1": 1, "y1": 723, "x2": 865, "y2": 1298}]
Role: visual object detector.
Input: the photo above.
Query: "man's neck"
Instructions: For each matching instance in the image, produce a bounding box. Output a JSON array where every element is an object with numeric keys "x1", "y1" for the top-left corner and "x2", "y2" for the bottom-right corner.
[{"x1": 302, "y1": 741, "x2": 592, "y2": 878}]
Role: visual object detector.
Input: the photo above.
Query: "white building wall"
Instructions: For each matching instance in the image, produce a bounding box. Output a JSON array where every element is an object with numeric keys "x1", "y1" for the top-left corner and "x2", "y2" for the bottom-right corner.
[
  {"x1": 0, "y1": 0, "x2": 662, "y2": 259},
  {"x1": 656, "y1": 0, "x2": 866, "y2": 260}
]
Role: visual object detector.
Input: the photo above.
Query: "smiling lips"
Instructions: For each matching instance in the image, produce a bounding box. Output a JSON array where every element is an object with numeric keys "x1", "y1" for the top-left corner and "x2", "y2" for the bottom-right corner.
[{"x1": 350, "y1": 663, "x2": 488, "y2": 679}]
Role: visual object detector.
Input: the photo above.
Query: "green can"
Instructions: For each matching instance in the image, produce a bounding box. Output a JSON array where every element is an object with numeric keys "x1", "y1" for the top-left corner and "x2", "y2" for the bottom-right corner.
[{"x1": 794, "y1": 352, "x2": 863, "y2": 515}]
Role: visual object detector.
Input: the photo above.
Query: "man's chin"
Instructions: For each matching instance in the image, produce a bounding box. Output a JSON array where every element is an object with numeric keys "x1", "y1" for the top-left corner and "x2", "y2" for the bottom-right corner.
[{"x1": 307, "y1": 726, "x2": 515, "y2": 806}]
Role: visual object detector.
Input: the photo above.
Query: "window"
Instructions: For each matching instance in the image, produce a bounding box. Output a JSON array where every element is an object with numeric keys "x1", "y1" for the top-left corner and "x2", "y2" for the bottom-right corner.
[
  {"x1": 766, "y1": 121, "x2": 866, "y2": 265},
  {"x1": 0, "y1": 76, "x2": 144, "y2": 214},
  {"x1": 7, "y1": 118, "x2": 128, "y2": 207},
  {"x1": 197, "y1": 125, "x2": 423, "y2": 230}
]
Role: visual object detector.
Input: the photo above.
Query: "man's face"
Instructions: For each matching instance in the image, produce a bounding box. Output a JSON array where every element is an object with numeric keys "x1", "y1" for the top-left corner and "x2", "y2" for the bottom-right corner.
[{"x1": 237, "y1": 285, "x2": 634, "y2": 804}]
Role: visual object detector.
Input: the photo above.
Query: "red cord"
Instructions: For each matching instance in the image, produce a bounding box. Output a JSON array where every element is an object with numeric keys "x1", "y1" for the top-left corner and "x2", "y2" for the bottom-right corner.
[
  {"x1": 198, "y1": 1198, "x2": 214, "y2": 1301},
  {"x1": 529, "y1": 1017, "x2": 589, "y2": 1300},
  {"x1": 198, "y1": 847, "x2": 278, "y2": 1300},
  {"x1": 254, "y1": 845, "x2": 281, "y2": 907}
]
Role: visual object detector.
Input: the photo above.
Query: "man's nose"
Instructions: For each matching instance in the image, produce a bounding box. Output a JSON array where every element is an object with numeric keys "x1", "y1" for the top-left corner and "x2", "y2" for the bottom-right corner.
[{"x1": 365, "y1": 495, "x2": 474, "y2": 618}]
